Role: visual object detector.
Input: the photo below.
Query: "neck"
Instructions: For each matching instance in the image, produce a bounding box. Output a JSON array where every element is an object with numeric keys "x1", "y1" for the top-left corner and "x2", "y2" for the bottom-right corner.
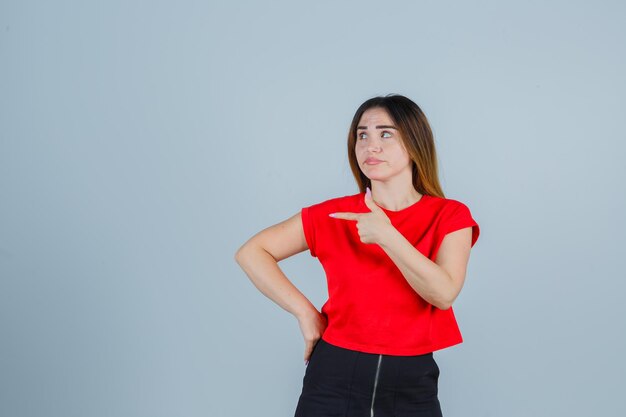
[{"x1": 368, "y1": 184, "x2": 422, "y2": 211}]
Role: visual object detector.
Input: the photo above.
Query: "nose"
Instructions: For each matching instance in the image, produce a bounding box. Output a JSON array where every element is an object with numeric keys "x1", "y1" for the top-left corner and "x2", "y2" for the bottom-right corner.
[
  {"x1": 368, "y1": 142, "x2": 382, "y2": 152},
  {"x1": 366, "y1": 135, "x2": 383, "y2": 152}
]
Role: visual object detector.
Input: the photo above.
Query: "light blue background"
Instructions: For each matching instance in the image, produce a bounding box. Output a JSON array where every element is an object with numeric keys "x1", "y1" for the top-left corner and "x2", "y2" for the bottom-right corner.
[{"x1": 1, "y1": 1, "x2": 625, "y2": 416}]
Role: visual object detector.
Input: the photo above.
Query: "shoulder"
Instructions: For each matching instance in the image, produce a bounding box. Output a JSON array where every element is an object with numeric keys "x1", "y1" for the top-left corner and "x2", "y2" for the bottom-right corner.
[
  {"x1": 430, "y1": 195, "x2": 480, "y2": 246},
  {"x1": 424, "y1": 194, "x2": 471, "y2": 216}
]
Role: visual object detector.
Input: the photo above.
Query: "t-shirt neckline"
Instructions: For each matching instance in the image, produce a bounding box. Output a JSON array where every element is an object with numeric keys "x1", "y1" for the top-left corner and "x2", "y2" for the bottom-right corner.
[{"x1": 364, "y1": 193, "x2": 429, "y2": 214}]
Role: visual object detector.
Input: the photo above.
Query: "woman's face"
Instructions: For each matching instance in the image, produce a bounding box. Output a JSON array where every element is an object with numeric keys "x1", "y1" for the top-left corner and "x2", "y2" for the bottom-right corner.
[{"x1": 355, "y1": 107, "x2": 413, "y2": 183}]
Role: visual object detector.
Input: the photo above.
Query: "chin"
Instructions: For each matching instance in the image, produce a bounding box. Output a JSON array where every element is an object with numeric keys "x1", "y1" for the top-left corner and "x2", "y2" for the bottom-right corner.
[{"x1": 364, "y1": 174, "x2": 390, "y2": 182}]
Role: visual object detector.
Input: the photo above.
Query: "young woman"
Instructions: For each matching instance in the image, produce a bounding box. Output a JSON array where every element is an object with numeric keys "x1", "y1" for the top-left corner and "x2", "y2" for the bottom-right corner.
[{"x1": 235, "y1": 94, "x2": 480, "y2": 417}]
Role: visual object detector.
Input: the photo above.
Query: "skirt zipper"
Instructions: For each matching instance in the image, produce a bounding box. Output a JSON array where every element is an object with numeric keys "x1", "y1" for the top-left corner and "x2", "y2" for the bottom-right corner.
[{"x1": 370, "y1": 354, "x2": 383, "y2": 417}]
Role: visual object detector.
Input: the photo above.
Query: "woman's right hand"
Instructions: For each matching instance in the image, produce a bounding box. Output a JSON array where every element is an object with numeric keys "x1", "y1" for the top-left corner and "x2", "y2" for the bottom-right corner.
[{"x1": 297, "y1": 309, "x2": 328, "y2": 365}]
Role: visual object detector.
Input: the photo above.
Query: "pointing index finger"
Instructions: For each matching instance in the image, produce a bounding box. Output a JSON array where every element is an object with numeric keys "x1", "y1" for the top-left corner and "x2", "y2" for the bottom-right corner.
[{"x1": 329, "y1": 212, "x2": 359, "y2": 221}]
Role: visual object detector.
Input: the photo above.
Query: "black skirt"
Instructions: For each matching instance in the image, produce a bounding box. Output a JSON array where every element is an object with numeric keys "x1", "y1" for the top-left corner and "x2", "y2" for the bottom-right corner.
[{"x1": 294, "y1": 338, "x2": 443, "y2": 417}]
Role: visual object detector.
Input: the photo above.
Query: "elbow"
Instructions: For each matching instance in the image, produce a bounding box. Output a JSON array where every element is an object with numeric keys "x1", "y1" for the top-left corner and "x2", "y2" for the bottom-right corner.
[
  {"x1": 437, "y1": 301, "x2": 452, "y2": 310},
  {"x1": 434, "y1": 294, "x2": 454, "y2": 310},
  {"x1": 234, "y1": 244, "x2": 250, "y2": 265},
  {"x1": 436, "y1": 293, "x2": 459, "y2": 310},
  {"x1": 435, "y1": 272, "x2": 461, "y2": 310},
  {"x1": 235, "y1": 241, "x2": 264, "y2": 265}
]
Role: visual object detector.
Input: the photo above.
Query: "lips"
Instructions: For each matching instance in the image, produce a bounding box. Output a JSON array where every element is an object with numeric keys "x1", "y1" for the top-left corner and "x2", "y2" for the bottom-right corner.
[{"x1": 365, "y1": 157, "x2": 384, "y2": 164}]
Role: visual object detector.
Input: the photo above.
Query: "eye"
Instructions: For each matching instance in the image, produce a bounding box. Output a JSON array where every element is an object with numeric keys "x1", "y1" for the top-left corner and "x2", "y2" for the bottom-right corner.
[
  {"x1": 357, "y1": 132, "x2": 367, "y2": 140},
  {"x1": 381, "y1": 131, "x2": 392, "y2": 138}
]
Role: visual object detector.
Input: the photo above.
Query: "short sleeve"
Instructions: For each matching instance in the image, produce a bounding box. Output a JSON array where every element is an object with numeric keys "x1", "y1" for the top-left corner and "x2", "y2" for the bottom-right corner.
[
  {"x1": 443, "y1": 202, "x2": 480, "y2": 248},
  {"x1": 301, "y1": 206, "x2": 317, "y2": 257}
]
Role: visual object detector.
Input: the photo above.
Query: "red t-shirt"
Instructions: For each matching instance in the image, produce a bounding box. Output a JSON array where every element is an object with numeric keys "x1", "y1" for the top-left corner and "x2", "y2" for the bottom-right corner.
[{"x1": 301, "y1": 192, "x2": 480, "y2": 356}]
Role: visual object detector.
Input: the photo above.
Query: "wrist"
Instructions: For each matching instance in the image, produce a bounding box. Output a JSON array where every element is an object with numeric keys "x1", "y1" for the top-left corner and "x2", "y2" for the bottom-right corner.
[
  {"x1": 293, "y1": 301, "x2": 319, "y2": 322},
  {"x1": 378, "y1": 224, "x2": 399, "y2": 248}
]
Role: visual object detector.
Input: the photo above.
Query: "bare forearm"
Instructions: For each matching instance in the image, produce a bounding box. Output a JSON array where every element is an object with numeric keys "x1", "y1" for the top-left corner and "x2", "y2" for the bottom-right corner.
[
  {"x1": 378, "y1": 227, "x2": 454, "y2": 309},
  {"x1": 235, "y1": 245, "x2": 317, "y2": 320}
]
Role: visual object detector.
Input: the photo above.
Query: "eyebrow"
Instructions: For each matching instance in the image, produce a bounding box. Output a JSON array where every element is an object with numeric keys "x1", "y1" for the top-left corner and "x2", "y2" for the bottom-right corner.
[{"x1": 357, "y1": 125, "x2": 398, "y2": 130}]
